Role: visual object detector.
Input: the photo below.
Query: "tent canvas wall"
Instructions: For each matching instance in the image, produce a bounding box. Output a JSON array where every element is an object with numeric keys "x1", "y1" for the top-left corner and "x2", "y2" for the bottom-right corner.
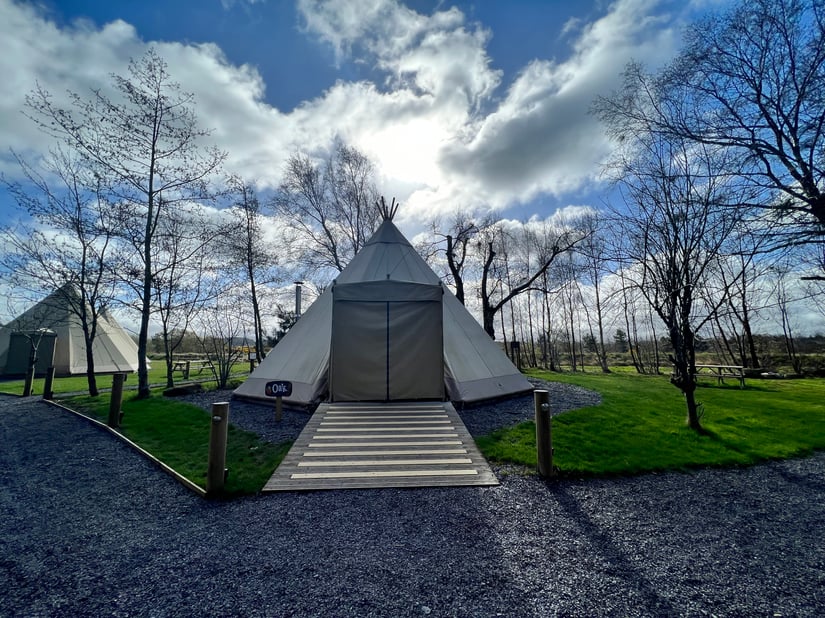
[
  {"x1": 3, "y1": 331, "x2": 57, "y2": 376},
  {"x1": 0, "y1": 285, "x2": 140, "y2": 377},
  {"x1": 234, "y1": 218, "x2": 533, "y2": 406},
  {"x1": 330, "y1": 280, "x2": 444, "y2": 402}
]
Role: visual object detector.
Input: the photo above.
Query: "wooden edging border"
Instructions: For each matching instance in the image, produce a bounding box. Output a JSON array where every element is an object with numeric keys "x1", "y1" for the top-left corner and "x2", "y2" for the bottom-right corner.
[{"x1": 43, "y1": 398, "x2": 208, "y2": 499}]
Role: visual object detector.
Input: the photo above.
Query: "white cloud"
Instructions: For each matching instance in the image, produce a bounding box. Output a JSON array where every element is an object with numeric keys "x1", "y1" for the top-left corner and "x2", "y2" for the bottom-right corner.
[
  {"x1": 0, "y1": 0, "x2": 687, "y2": 226},
  {"x1": 438, "y1": 0, "x2": 680, "y2": 210}
]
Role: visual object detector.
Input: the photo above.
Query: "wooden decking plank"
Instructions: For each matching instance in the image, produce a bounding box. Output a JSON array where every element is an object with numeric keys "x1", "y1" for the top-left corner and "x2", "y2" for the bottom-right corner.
[
  {"x1": 311, "y1": 433, "x2": 460, "y2": 439},
  {"x1": 298, "y1": 457, "x2": 473, "y2": 468},
  {"x1": 291, "y1": 469, "x2": 480, "y2": 479},
  {"x1": 263, "y1": 401, "x2": 499, "y2": 492},
  {"x1": 303, "y1": 449, "x2": 468, "y2": 456},
  {"x1": 321, "y1": 418, "x2": 450, "y2": 427},
  {"x1": 307, "y1": 440, "x2": 464, "y2": 447}
]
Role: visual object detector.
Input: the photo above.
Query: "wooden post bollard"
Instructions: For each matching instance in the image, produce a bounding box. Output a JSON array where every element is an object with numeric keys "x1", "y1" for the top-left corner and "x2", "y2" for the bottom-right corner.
[
  {"x1": 184, "y1": 360, "x2": 191, "y2": 380},
  {"x1": 275, "y1": 396, "x2": 283, "y2": 422},
  {"x1": 207, "y1": 402, "x2": 229, "y2": 497},
  {"x1": 535, "y1": 389, "x2": 554, "y2": 478},
  {"x1": 23, "y1": 366, "x2": 35, "y2": 397},
  {"x1": 43, "y1": 366, "x2": 56, "y2": 401},
  {"x1": 108, "y1": 373, "x2": 126, "y2": 428}
]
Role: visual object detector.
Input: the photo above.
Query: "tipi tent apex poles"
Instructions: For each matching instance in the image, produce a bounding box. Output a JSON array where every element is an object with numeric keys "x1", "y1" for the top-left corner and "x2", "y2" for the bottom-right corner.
[{"x1": 377, "y1": 196, "x2": 399, "y2": 220}]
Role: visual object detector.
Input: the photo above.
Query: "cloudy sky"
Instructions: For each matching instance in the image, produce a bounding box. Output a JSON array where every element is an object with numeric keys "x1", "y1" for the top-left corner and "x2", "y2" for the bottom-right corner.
[
  {"x1": 3, "y1": 0, "x2": 822, "y2": 337},
  {"x1": 0, "y1": 0, "x2": 725, "y2": 228}
]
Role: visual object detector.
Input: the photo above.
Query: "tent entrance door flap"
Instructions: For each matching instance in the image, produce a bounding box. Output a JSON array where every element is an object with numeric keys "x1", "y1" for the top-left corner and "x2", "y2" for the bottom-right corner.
[{"x1": 330, "y1": 281, "x2": 443, "y2": 402}]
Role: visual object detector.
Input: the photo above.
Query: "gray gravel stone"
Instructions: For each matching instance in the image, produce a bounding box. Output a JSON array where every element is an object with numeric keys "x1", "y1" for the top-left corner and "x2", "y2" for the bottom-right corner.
[{"x1": 1, "y1": 392, "x2": 823, "y2": 617}]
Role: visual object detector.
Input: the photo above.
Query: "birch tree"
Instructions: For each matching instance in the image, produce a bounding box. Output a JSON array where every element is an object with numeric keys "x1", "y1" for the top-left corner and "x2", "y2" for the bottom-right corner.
[
  {"x1": 274, "y1": 141, "x2": 380, "y2": 276},
  {"x1": 25, "y1": 49, "x2": 225, "y2": 398}
]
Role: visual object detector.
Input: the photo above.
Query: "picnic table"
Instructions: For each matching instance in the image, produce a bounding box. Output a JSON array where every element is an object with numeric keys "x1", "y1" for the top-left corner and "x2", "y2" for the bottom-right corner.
[
  {"x1": 694, "y1": 364, "x2": 746, "y2": 388},
  {"x1": 172, "y1": 358, "x2": 214, "y2": 379}
]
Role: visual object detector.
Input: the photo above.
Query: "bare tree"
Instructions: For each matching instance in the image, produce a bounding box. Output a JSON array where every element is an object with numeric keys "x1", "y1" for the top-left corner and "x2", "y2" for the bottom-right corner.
[
  {"x1": 25, "y1": 49, "x2": 226, "y2": 398},
  {"x1": 194, "y1": 292, "x2": 249, "y2": 389},
  {"x1": 614, "y1": 0, "x2": 825, "y2": 254},
  {"x1": 605, "y1": 128, "x2": 750, "y2": 430},
  {"x1": 224, "y1": 176, "x2": 281, "y2": 362},
  {"x1": 476, "y1": 217, "x2": 584, "y2": 339},
  {"x1": 274, "y1": 141, "x2": 381, "y2": 276},
  {"x1": 551, "y1": 251, "x2": 585, "y2": 371},
  {"x1": 142, "y1": 206, "x2": 223, "y2": 388},
  {"x1": 1, "y1": 148, "x2": 118, "y2": 395},
  {"x1": 421, "y1": 210, "x2": 498, "y2": 305},
  {"x1": 577, "y1": 211, "x2": 613, "y2": 372},
  {"x1": 772, "y1": 262, "x2": 805, "y2": 374},
  {"x1": 711, "y1": 246, "x2": 767, "y2": 369}
]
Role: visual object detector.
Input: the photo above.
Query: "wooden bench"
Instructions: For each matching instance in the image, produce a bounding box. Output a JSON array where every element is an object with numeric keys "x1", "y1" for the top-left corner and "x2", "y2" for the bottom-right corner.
[
  {"x1": 694, "y1": 364, "x2": 746, "y2": 388},
  {"x1": 172, "y1": 359, "x2": 214, "y2": 379}
]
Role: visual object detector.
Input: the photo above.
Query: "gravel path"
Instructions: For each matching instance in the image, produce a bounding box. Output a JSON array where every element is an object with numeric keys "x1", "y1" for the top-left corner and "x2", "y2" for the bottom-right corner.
[{"x1": 2, "y1": 392, "x2": 824, "y2": 617}]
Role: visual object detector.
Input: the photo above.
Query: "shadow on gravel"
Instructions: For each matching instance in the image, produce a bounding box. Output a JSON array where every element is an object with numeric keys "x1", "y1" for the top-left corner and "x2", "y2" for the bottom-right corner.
[
  {"x1": 0, "y1": 397, "x2": 539, "y2": 616},
  {"x1": 549, "y1": 483, "x2": 679, "y2": 616},
  {"x1": 773, "y1": 464, "x2": 825, "y2": 492}
]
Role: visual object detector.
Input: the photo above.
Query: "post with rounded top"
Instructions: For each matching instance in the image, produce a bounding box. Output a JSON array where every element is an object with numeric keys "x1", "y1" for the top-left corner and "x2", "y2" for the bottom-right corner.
[
  {"x1": 108, "y1": 373, "x2": 126, "y2": 428},
  {"x1": 534, "y1": 389, "x2": 554, "y2": 478},
  {"x1": 207, "y1": 402, "x2": 230, "y2": 497},
  {"x1": 43, "y1": 366, "x2": 56, "y2": 401}
]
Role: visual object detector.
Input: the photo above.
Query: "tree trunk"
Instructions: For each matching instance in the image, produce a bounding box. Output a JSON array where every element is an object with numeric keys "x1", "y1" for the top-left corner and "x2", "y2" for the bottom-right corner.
[
  {"x1": 742, "y1": 312, "x2": 760, "y2": 369},
  {"x1": 84, "y1": 354, "x2": 99, "y2": 397},
  {"x1": 163, "y1": 332, "x2": 175, "y2": 389},
  {"x1": 480, "y1": 242, "x2": 496, "y2": 338},
  {"x1": 79, "y1": 321, "x2": 99, "y2": 396},
  {"x1": 136, "y1": 185, "x2": 155, "y2": 399},
  {"x1": 684, "y1": 385, "x2": 702, "y2": 431},
  {"x1": 594, "y1": 282, "x2": 610, "y2": 373},
  {"x1": 526, "y1": 291, "x2": 538, "y2": 368},
  {"x1": 249, "y1": 272, "x2": 264, "y2": 361},
  {"x1": 446, "y1": 234, "x2": 465, "y2": 305}
]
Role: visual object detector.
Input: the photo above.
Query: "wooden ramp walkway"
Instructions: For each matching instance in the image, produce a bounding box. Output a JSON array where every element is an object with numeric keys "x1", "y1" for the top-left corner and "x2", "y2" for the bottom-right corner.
[{"x1": 263, "y1": 401, "x2": 499, "y2": 492}]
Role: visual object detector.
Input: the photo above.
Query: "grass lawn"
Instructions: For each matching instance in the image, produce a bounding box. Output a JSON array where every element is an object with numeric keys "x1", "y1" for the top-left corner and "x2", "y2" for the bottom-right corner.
[
  {"x1": 64, "y1": 392, "x2": 290, "y2": 497},
  {"x1": 477, "y1": 369, "x2": 825, "y2": 476},
  {"x1": 0, "y1": 361, "x2": 250, "y2": 397},
  {"x1": 17, "y1": 366, "x2": 825, "y2": 495}
]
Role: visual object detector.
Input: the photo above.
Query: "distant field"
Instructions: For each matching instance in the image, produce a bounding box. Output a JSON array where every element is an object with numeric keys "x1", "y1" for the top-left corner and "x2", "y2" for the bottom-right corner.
[{"x1": 0, "y1": 361, "x2": 251, "y2": 396}]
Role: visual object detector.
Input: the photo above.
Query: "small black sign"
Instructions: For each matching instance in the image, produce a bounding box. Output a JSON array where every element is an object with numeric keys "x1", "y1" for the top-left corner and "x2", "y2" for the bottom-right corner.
[{"x1": 265, "y1": 380, "x2": 293, "y2": 397}]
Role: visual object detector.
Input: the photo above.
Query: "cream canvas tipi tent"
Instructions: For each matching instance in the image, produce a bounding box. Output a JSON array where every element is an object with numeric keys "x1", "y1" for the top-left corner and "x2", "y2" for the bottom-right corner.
[
  {"x1": 0, "y1": 284, "x2": 140, "y2": 377},
  {"x1": 233, "y1": 216, "x2": 533, "y2": 406}
]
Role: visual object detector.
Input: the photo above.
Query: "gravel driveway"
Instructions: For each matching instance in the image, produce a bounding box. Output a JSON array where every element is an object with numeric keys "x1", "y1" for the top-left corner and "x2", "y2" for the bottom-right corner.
[{"x1": 1, "y1": 390, "x2": 824, "y2": 617}]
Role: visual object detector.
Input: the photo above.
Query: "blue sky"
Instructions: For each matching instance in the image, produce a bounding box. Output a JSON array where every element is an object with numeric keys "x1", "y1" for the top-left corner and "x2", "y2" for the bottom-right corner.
[
  {"x1": 0, "y1": 0, "x2": 721, "y2": 229},
  {"x1": 3, "y1": 0, "x2": 823, "y2": 336}
]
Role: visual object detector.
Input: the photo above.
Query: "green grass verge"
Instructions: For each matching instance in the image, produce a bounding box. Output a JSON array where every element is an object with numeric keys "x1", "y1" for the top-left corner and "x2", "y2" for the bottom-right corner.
[
  {"x1": 477, "y1": 369, "x2": 825, "y2": 476},
  {"x1": 65, "y1": 392, "x2": 290, "y2": 496}
]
